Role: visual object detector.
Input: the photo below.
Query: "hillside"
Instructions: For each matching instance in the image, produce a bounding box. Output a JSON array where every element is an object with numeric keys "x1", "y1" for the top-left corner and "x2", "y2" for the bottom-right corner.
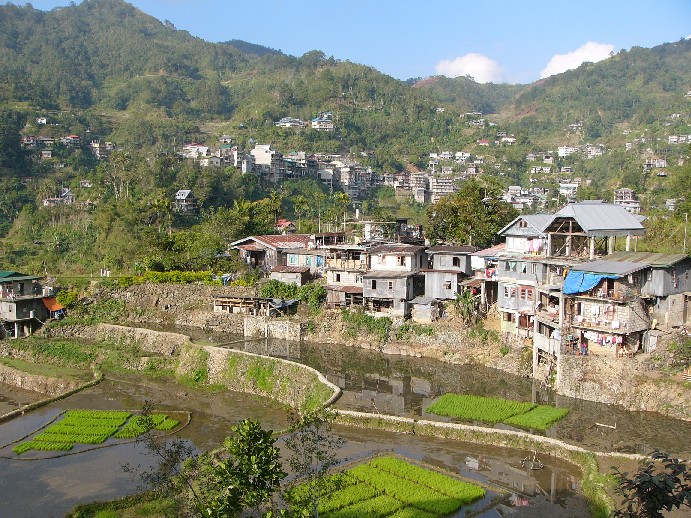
[{"x1": 0, "y1": 0, "x2": 690, "y2": 273}]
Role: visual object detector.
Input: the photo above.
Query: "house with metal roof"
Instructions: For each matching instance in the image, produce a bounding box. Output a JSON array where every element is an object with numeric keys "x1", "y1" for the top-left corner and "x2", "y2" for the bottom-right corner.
[
  {"x1": 423, "y1": 245, "x2": 478, "y2": 301},
  {"x1": 0, "y1": 271, "x2": 54, "y2": 338},
  {"x1": 546, "y1": 201, "x2": 645, "y2": 259}
]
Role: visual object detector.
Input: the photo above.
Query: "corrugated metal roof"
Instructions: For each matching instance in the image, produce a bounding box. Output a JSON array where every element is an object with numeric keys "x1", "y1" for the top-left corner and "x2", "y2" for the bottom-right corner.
[
  {"x1": 571, "y1": 260, "x2": 648, "y2": 276},
  {"x1": 605, "y1": 251, "x2": 689, "y2": 267},
  {"x1": 230, "y1": 234, "x2": 312, "y2": 250},
  {"x1": 326, "y1": 285, "x2": 363, "y2": 294},
  {"x1": 427, "y1": 245, "x2": 479, "y2": 254},
  {"x1": 271, "y1": 266, "x2": 310, "y2": 273},
  {"x1": 369, "y1": 243, "x2": 425, "y2": 255},
  {"x1": 473, "y1": 243, "x2": 506, "y2": 257},
  {"x1": 363, "y1": 271, "x2": 415, "y2": 279},
  {"x1": 498, "y1": 214, "x2": 554, "y2": 236},
  {"x1": 553, "y1": 202, "x2": 645, "y2": 236}
]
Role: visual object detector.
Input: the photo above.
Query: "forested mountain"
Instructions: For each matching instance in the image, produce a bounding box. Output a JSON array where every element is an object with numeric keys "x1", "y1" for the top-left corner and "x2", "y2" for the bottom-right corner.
[{"x1": 0, "y1": 0, "x2": 689, "y2": 274}]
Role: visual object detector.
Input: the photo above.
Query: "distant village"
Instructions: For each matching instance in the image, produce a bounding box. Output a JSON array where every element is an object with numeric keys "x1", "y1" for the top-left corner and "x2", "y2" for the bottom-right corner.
[{"x1": 20, "y1": 108, "x2": 687, "y2": 213}]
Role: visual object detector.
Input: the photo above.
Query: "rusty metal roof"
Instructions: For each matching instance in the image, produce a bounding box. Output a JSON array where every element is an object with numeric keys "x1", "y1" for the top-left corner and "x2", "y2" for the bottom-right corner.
[
  {"x1": 369, "y1": 243, "x2": 425, "y2": 255},
  {"x1": 326, "y1": 285, "x2": 363, "y2": 294},
  {"x1": 604, "y1": 251, "x2": 689, "y2": 267},
  {"x1": 271, "y1": 266, "x2": 310, "y2": 273}
]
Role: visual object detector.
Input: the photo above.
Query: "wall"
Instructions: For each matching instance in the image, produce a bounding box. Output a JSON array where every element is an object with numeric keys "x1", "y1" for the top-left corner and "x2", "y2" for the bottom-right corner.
[
  {"x1": 556, "y1": 354, "x2": 690, "y2": 421},
  {"x1": 0, "y1": 364, "x2": 83, "y2": 395},
  {"x1": 243, "y1": 316, "x2": 303, "y2": 341}
]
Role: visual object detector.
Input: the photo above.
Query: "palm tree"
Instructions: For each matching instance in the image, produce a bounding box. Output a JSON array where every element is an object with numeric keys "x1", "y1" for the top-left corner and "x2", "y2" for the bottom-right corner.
[{"x1": 293, "y1": 195, "x2": 309, "y2": 232}]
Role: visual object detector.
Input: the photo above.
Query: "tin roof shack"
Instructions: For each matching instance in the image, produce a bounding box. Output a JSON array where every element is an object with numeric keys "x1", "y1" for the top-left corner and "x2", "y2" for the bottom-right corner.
[
  {"x1": 269, "y1": 266, "x2": 311, "y2": 286},
  {"x1": 410, "y1": 296, "x2": 442, "y2": 323},
  {"x1": 363, "y1": 271, "x2": 422, "y2": 318},
  {"x1": 545, "y1": 202, "x2": 645, "y2": 260},
  {"x1": 231, "y1": 235, "x2": 312, "y2": 272},
  {"x1": 598, "y1": 252, "x2": 691, "y2": 331},
  {"x1": 423, "y1": 245, "x2": 478, "y2": 300},
  {"x1": 0, "y1": 271, "x2": 50, "y2": 338},
  {"x1": 562, "y1": 260, "x2": 651, "y2": 357}
]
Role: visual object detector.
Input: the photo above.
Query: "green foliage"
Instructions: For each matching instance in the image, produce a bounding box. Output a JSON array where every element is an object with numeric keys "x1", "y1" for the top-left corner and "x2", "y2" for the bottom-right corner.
[
  {"x1": 246, "y1": 359, "x2": 276, "y2": 392},
  {"x1": 341, "y1": 308, "x2": 392, "y2": 343},
  {"x1": 260, "y1": 279, "x2": 299, "y2": 300},
  {"x1": 426, "y1": 179, "x2": 518, "y2": 247},
  {"x1": 58, "y1": 298, "x2": 126, "y2": 326},
  {"x1": 10, "y1": 337, "x2": 96, "y2": 367},
  {"x1": 612, "y1": 450, "x2": 691, "y2": 517},
  {"x1": 194, "y1": 419, "x2": 286, "y2": 517},
  {"x1": 55, "y1": 289, "x2": 79, "y2": 308},
  {"x1": 395, "y1": 322, "x2": 434, "y2": 340}
]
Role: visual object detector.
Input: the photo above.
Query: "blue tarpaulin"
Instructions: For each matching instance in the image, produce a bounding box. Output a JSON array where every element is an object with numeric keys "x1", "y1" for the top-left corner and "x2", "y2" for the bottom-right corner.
[{"x1": 563, "y1": 271, "x2": 619, "y2": 295}]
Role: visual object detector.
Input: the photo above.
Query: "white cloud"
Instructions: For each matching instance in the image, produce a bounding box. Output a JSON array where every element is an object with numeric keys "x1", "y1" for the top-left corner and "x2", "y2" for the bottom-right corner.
[
  {"x1": 435, "y1": 53, "x2": 502, "y2": 83},
  {"x1": 540, "y1": 42, "x2": 615, "y2": 79}
]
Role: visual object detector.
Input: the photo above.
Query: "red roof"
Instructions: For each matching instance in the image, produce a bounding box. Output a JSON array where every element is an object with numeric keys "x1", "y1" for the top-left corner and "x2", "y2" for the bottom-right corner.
[
  {"x1": 42, "y1": 297, "x2": 64, "y2": 311},
  {"x1": 326, "y1": 285, "x2": 363, "y2": 294}
]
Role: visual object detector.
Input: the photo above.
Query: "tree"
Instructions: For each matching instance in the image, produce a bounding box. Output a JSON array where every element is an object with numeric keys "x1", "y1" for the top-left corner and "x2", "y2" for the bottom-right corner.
[
  {"x1": 194, "y1": 419, "x2": 286, "y2": 517},
  {"x1": 284, "y1": 408, "x2": 346, "y2": 517},
  {"x1": 612, "y1": 450, "x2": 691, "y2": 517},
  {"x1": 426, "y1": 179, "x2": 518, "y2": 247}
]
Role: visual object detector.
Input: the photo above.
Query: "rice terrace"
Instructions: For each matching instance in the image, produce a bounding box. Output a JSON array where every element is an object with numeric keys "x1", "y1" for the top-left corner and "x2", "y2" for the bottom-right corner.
[
  {"x1": 8, "y1": 409, "x2": 184, "y2": 456},
  {"x1": 425, "y1": 394, "x2": 570, "y2": 431},
  {"x1": 291, "y1": 455, "x2": 496, "y2": 518}
]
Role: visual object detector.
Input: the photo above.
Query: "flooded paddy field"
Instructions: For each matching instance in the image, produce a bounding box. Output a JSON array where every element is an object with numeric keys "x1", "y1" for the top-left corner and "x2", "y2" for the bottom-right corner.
[{"x1": 0, "y1": 372, "x2": 588, "y2": 517}]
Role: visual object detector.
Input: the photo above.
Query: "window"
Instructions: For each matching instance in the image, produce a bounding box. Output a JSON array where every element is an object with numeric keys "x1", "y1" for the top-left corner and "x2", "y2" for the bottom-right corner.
[
  {"x1": 335, "y1": 273, "x2": 341, "y2": 283},
  {"x1": 355, "y1": 275, "x2": 363, "y2": 284},
  {"x1": 518, "y1": 220, "x2": 528, "y2": 228},
  {"x1": 371, "y1": 280, "x2": 377, "y2": 289},
  {"x1": 503, "y1": 285, "x2": 516, "y2": 298},
  {"x1": 452, "y1": 257, "x2": 460, "y2": 267},
  {"x1": 388, "y1": 281, "x2": 393, "y2": 290},
  {"x1": 444, "y1": 280, "x2": 452, "y2": 290},
  {"x1": 520, "y1": 287, "x2": 533, "y2": 301},
  {"x1": 531, "y1": 263, "x2": 538, "y2": 275},
  {"x1": 396, "y1": 256, "x2": 405, "y2": 266}
]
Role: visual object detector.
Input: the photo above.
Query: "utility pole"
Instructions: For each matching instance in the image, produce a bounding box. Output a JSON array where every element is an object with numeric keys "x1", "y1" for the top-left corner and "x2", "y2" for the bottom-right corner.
[{"x1": 684, "y1": 213, "x2": 688, "y2": 254}]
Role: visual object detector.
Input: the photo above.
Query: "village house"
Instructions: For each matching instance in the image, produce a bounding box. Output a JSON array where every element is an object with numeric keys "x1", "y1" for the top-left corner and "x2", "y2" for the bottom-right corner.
[
  {"x1": 363, "y1": 243, "x2": 426, "y2": 317},
  {"x1": 269, "y1": 266, "x2": 311, "y2": 286},
  {"x1": 324, "y1": 244, "x2": 367, "y2": 308},
  {"x1": 423, "y1": 245, "x2": 478, "y2": 300},
  {"x1": 173, "y1": 189, "x2": 198, "y2": 215},
  {"x1": 250, "y1": 144, "x2": 284, "y2": 182},
  {"x1": 0, "y1": 271, "x2": 58, "y2": 338}
]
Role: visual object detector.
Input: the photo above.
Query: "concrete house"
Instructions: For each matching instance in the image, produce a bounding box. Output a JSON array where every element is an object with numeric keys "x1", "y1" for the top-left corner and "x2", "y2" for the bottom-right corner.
[
  {"x1": 269, "y1": 265, "x2": 311, "y2": 286},
  {"x1": 173, "y1": 190, "x2": 198, "y2": 214},
  {"x1": 363, "y1": 243, "x2": 426, "y2": 316},
  {"x1": 0, "y1": 271, "x2": 53, "y2": 338},
  {"x1": 231, "y1": 234, "x2": 313, "y2": 272},
  {"x1": 423, "y1": 245, "x2": 478, "y2": 300},
  {"x1": 324, "y1": 245, "x2": 367, "y2": 308}
]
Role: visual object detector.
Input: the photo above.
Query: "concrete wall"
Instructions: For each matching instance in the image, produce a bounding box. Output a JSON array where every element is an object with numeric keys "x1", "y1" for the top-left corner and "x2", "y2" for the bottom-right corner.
[{"x1": 243, "y1": 316, "x2": 303, "y2": 341}]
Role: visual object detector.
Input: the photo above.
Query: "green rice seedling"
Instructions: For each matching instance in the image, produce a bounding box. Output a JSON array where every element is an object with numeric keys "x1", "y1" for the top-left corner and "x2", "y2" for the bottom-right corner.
[
  {"x1": 12, "y1": 442, "x2": 34, "y2": 454},
  {"x1": 388, "y1": 508, "x2": 437, "y2": 518},
  {"x1": 318, "y1": 483, "x2": 379, "y2": 514},
  {"x1": 425, "y1": 394, "x2": 536, "y2": 423},
  {"x1": 369, "y1": 457, "x2": 485, "y2": 503},
  {"x1": 155, "y1": 417, "x2": 179, "y2": 431},
  {"x1": 503, "y1": 405, "x2": 570, "y2": 430},
  {"x1": 324, "y1": 494, "x2": 402, "y2": 518}
]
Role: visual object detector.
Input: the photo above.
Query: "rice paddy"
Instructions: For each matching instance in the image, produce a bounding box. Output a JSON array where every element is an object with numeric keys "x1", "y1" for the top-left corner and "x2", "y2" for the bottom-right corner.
[
  {"x1": 425, "y1": 394, "x2": 569, "y2": 430},
  {"x1": 291, "y1": 455, "x2": 486, "y2": 518},
  {"x1": 12, "y1": 409, "x2": 180, "y2": 455}
]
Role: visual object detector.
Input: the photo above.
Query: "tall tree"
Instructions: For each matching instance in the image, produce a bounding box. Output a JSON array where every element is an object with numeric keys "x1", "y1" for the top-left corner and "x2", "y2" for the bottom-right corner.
[{"x1": 426, "y1": 179, "x2": 518, "y2": 247}]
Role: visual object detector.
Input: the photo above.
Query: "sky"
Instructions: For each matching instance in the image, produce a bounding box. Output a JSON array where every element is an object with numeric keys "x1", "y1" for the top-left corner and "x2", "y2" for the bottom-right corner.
[{"x1": 21, "y1": 0, "x2": 691, "y2": 84}]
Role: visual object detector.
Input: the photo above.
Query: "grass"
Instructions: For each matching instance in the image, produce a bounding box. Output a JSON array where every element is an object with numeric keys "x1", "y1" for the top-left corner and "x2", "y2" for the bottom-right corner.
[
  {"x1": 0, "y1": 357, "x2": 92, "y2": 381},
  {"x1": 503, "y1": 405, "x2": 570, "y2": 431}
]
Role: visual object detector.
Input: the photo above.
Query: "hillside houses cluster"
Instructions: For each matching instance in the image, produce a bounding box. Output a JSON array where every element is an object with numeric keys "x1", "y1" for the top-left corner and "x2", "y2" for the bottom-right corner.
[{"x1": 222, "y1": 201, "x2": 691, "y2": 384}]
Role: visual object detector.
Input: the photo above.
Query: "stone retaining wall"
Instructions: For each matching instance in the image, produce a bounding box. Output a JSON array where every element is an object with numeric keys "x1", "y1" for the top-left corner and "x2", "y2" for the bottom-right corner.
[
  {"x1": 177, "y1": 343, "x2": 340, "y2": 410},
  {"x1": 557, "y1": 354, "x2": 690, "y2": 421},
  {"x1": 0, "y1": 364, "x2": 83, "y2": 395}
]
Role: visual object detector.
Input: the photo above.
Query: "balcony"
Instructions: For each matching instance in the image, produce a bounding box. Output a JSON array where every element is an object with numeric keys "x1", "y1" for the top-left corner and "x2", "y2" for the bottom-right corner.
[{"x1": 583, "y1": 289, "x2": 638, "y2": 303}]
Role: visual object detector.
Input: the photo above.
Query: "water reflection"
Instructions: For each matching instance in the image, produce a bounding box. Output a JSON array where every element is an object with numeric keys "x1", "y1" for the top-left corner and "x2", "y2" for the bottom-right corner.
[{"x1": 207, "y1": 332, "x2": 691, "y2": 457}]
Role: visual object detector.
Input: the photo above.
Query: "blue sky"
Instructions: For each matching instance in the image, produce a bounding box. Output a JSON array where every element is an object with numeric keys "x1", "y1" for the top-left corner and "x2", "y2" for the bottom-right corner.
[{"x1": 23, "y1": 0, "x2": 691, "y2": 84}]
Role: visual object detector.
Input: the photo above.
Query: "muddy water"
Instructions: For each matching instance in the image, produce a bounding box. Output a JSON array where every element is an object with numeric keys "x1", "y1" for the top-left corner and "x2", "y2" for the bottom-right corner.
[
  {"x1": 198, "y1": 331, "x2": 691, "y2": 458},
  {"x1": 0, "y1": 372, "x2": 588, "y2": 518}
]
